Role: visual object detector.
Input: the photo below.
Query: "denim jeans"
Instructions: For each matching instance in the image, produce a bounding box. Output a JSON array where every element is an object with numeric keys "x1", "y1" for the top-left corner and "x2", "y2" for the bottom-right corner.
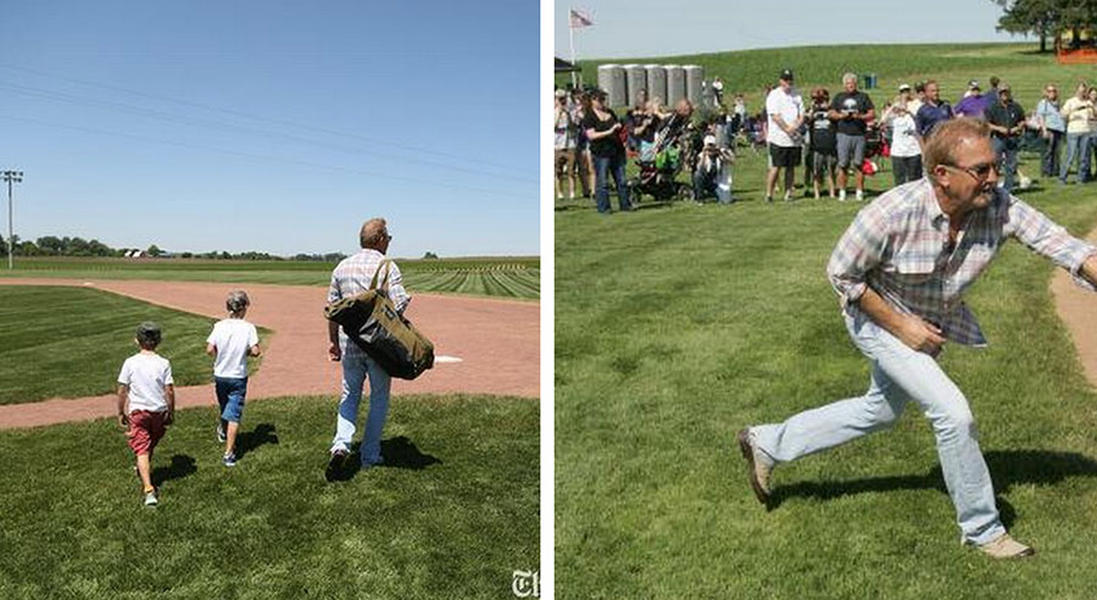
[
  {"x1": 891, "y1": 155, "x2": 923, "y2": 187},
  {"x1": 214, "y1": 376, "x2": 248, "y2": 423},
  {"x1": 1061, "y1": 132, "x2": 1091, "y2": 183},
  {"x1": 751, "y1": 306, "x2": 1005, "y2": 546},
  {"x1": 593, "y1": 153, "x2": 631, "y2": 213},
  {"x1": 330, "y1": 351, "x2": 391, "y2": 465},
  {"x1": 992, "y1": 137, "x2": 1019, "y2": 192},
  {"x1": 1042, "y1": 129, "x2": 1063, "y2": 177}
]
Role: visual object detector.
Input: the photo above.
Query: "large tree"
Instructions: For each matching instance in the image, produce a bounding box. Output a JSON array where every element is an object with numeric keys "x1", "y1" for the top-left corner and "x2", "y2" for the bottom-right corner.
[{"x1": 994, "y1": 0, "x2": 1097, "y2": 52}]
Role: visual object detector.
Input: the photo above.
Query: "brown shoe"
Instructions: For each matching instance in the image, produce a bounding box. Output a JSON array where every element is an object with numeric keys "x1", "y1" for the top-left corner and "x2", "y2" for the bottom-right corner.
[
  {"x1": 737, "y1": 428, "x2": 772, "y2": 505},
  {"x1": 978, "y1": 533, "x2": 1035, "y2": 559}
]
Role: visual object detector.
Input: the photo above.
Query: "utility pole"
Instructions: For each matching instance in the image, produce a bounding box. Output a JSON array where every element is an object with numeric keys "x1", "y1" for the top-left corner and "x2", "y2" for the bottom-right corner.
[{"x1": 2, "y1": 170, "x2": 23, "y2": 270}]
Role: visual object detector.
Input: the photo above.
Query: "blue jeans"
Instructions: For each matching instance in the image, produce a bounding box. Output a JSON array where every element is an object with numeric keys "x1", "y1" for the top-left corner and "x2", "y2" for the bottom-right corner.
[
  {"x1": 215, "y1": 376, "x2": 248, "y2": 423},
  {"x1": 992, "y1": 137, "x2": 1019, "y2": 192},
  {"x1": 593, "y1": 153, "x2": 631, "y2": 213},
  {"x1": 330, "y1": 351, "x2": 391, "y2": 466},
  {"x1": 1061, "y1": 132, "x2": 1091, "y2": 183},
  {"x1": 751, "y1": 306, "x2": 1004, "y2": 546},
  {"x1": 1042, "y1": 129, "x2": 1063, "y2": 177}
]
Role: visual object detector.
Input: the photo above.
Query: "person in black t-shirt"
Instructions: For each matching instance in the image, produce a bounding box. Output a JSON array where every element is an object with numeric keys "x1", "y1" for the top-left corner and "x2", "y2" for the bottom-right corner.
[
  {"x1": 808, "y1": 88, "x2": 837, "y2": 199},
  {"x1": 581, "y1": 89, "x2": 632, "y2": 214},
  {"x1": 984, "y1": 83, "x2": 1026, "y2": 192},
  {"x1": 828, "y1": 72, "x2": 876, "y2": 201}
]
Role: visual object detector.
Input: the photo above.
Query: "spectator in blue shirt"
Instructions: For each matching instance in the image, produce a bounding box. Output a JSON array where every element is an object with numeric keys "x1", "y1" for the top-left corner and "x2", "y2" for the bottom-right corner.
[
  {"x1": 915, "y1": 80, "x2": 953, "y2": 140},
  {"x1": 1034, "y1": 84, "x2": 1066, "y2": 177}
]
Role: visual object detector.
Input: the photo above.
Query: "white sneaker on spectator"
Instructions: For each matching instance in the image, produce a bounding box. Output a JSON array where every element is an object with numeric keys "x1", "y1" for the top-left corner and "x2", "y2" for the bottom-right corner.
[
  {"x1": 839, "y1": 189, "x2": 847, "y2": 202},
  {"x1": 856, "y1": 189, "x2": 864, "y2": 202}
]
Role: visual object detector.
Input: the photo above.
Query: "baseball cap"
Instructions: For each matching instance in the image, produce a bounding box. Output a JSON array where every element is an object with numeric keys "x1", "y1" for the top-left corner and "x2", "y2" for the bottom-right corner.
[
  {"x1": 898, "y1": 83, "x2": 911, "y2": 92},
  {"x1": 554, "y1": 89, "x2": 566, "y2": 98},
  {"x1": 968, "y1": 79, "x2": 980, "y2": 90},
  {"x1": 779, "y1": 69, "x2": 794, "y2": 81},
  {"x1": 703, "y1": 135, "x2": 717, "y2": 146}
]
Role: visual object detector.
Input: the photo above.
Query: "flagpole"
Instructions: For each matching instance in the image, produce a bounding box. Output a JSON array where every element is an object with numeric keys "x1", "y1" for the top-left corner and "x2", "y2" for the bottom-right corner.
[{"x1": 569, "y1": 14, "x2": 578, "y2": 88}]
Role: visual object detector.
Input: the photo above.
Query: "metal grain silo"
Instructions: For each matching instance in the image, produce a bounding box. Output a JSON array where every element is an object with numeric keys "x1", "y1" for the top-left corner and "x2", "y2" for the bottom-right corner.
[
  {"x1": 684, "y1": 64, "x2": 704, "y2": 106},
  {"x1": 665, "y1": 64, "x2": 685, "y2": 107},
  {"x1": 645, "y1": 64, "x2": 666, "y2": 106},
  {"x1": 623, "y1": 64, "x2": 647, "y2": 107},
  {"x1": 597, "y1": 63, "x2": 627, "y2": 107}
]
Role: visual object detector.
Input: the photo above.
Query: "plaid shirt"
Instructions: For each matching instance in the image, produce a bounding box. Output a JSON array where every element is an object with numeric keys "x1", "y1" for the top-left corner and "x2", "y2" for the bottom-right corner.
[
  {"x1": 328, "y1": 249, "x2": 411, "y2": 355},
  {"x1": 827, "y1": 177, "x2": 1096, "y2": 346}
]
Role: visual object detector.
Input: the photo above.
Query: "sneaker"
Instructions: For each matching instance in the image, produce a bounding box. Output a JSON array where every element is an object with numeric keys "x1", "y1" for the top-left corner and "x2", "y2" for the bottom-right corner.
[
  {"x1": 977, "y1": 533, "x2": 1035, "y2": 559},
  {"x1": 216, "y1": 424, "x2": 226, "y2": 443},
  {"x1": 855, "y1": 189, "x2": 864, "y2": 202},
  {"x1": 143, "y1": 490, "x2": 158, "y2": 507},
  {"x1": 765, "y1": 195, "x2": 773, "y2": 204},
  {"x1": 736, "y1": 428, "x2": 773, "y2": 505},
  {"x1": 223, "y1": 452, "x2": 237, "y2": 467},
  {"x1": 325, "y1": 449, "x2": 349, "y2": 482},
  {"x1": 839, "y1": 189, "x2": 847, "y2": 202},
  {"x1": 783, "y1": 192, "x2": 792, "y2": 202}
]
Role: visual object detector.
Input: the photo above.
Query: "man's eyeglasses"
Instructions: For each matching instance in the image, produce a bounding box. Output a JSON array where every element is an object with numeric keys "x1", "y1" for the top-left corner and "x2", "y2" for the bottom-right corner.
[{"x1": 942, "y1": 162, "x2": 998, "y2": 181}]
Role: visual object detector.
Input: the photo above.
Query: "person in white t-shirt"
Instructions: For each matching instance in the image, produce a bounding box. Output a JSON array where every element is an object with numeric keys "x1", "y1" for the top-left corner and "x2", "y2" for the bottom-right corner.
[
  {"x1": 206, "y1": 290, "x2": 262, "y2": 467},
  {"x1": 117, "y1": 322, "x2": 175, "y2": 507},
  {"x1": 765, "y1": 69, "x2": 805, "y2": 203},
  {"x1": 882, "y1": 84, "x2": 924, "y2": 186}
]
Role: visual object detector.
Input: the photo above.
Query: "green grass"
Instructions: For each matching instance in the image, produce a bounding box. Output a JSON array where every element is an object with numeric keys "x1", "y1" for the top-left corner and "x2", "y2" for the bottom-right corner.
[
  {"x1": 557, "y1": 43, "x2": 1097, "y2": 599},
  {"x1": 0, "y1": 286, "x2": 266, "y2": 406},
  {"x1": 0, "y1": 256, "x2": 540, "y2": 299},
  {"x1": 0, "y1": 394, "x2": 538, "y2": 598}
]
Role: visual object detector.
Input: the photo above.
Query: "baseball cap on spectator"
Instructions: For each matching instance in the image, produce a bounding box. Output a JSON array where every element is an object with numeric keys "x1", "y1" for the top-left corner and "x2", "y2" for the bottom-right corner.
[
  {"x1": 898, "y1": 83, "x2": 912, "y2": 92},
  {"x1": 779, "y1": 69, "x2": 794, "y2": 82},
  {"x1": 703, "y1": 134, "x2": 717, "y2": 146},
  {"x1": 968, "y1": 79, "x2": 980, "y2": 90},
  {"x1": 555, "y1": 89, "x2": 566, "y2": 98}
]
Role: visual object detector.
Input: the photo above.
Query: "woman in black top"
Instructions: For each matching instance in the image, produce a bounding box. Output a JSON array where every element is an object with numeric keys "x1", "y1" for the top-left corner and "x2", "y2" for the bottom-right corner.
[{"x1": 581, "y1": 89, "x2": 632, "y2": 213}]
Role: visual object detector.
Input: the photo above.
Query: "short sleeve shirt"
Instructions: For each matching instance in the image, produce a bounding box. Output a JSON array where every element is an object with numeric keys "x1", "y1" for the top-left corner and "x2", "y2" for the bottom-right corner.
[
  {"x1": 766, "y1": 87, "x2": 804, "y2": 147},
  {"x1": 207, "y1": 318, "x2": 260, "y2": 379},
  {"x1": 118, "y1": 353, "x2": 173, "y2": 413},
  {"x1": 831, "y1": 91, "x2": 875, "y2": 136},
  {"x1": 985, "y1": 100, "x2": 1026, "y2": 139},
  {"x1": 808, "y1": 102, "x2": 837, "y2": 154},
  {"x1": 581, "y1": 110, "x2": 625, "y2": 158}
]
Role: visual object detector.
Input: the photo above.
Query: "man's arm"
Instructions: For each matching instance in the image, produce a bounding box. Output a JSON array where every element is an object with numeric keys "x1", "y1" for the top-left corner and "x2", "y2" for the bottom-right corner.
[
  {"x1": 328, "y1": 320, "x2": 341, "y2": 362},
  {"x1": 855, "y1": 287, "x2": 946, "y2": 355},
  {"x1": 1008, "y1": 197, "x2": 1097, "y2": 290}
]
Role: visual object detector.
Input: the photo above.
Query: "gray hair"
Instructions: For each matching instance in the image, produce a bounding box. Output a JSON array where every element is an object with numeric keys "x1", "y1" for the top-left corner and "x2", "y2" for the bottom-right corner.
[
  {"x1": 843, "y1": 72, "x2": 857, "y2": 85},
  {"x1": 226, "y1": 290, "x2": 250, "y2": 315}
]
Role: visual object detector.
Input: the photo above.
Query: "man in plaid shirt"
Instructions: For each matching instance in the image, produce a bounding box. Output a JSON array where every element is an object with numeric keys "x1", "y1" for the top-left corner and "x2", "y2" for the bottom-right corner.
[
  {"x1": 325, "y1": 217, "x2": 410, "y2": 481},
  {"x1": 738, "y1": 118, "x2": 1097, "y2": 559}
]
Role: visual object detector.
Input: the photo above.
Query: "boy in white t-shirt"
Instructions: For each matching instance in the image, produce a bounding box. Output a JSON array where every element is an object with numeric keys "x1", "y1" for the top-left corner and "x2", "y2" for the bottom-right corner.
[
  {"x1": 117, "y1": 322, "x2": 175, "y2": 507},
  {"x1": 206, "y1": 290, "x2": 261, "y2": 467}
]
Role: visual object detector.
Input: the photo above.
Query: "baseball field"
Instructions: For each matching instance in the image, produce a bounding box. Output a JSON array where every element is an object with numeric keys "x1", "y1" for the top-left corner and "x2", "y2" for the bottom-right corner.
[{"x1": 556, "y1": 43, "x2": 1097, "y2": 599}]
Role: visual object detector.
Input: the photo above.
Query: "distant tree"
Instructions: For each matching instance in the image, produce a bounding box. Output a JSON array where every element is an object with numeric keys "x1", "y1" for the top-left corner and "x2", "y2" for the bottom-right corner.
[
  {"x1": 992, "y1": 0, "x2": 1097, "y2": 53},
  {"x1": 147, "y1": 244, "x2": 163, "y2": 257},
  {"x1": 220, "y1": 251, "x2": 232, "y2": 260},
  {"x1": 0, "y1": 235, "x2": 7, "y2": 255},
  {"x1": 36, "y1": 236, "x2": 63, "y2": 255},
  {"x1": 180, "y1": 252, "x2": 193, "y2": 259},
  {"x1": 17, "y1": 240, "x2": 39, "y2": 256},
  {"x1": 423, "y1": 251, "x2": 439, "y2": 259}
]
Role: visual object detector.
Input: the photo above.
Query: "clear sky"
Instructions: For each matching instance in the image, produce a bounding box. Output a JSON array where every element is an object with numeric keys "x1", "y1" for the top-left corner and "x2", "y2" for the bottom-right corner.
[
  {"x1": 2, "y1": 0, "x2": 538, "y2": 258},
  {"x1": 556, "y1": 0, "x2": 1031, "y2": 60}
]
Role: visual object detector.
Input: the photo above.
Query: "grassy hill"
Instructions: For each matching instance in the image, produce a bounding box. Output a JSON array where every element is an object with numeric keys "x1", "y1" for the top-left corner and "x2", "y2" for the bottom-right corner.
[{"x1": 556, "y1": 43, "x2": 1097, "y2": 599}]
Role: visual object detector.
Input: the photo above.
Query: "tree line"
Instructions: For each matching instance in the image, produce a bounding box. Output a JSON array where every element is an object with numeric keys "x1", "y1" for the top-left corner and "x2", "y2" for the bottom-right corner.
[
  {"x1": 995, "y1": 0, "x2": 1097, "y2": 52},
  {"x1": 0, "y1": 235, "x2": 347, "y2": 262}
]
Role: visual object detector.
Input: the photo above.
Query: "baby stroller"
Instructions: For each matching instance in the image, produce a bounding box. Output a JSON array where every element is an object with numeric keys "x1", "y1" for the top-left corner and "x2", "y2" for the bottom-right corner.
[{"x1": 627, "y1": 122, "x2": 695, "y2": 203}]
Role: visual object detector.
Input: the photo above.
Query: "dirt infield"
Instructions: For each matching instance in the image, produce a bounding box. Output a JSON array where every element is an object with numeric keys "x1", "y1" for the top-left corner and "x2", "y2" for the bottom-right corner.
[
  {"x1": 1052, "y1": 226, "x2": 1097, "y2": 391},
  {"x1": 0, "y1": 279, "x2": 538, "y2": 429}
]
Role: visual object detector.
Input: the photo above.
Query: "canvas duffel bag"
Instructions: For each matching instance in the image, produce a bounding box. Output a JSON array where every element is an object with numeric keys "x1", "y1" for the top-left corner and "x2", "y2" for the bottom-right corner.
[{"x1": 323, "y1": 261, "x2": 435, "y2": 380}]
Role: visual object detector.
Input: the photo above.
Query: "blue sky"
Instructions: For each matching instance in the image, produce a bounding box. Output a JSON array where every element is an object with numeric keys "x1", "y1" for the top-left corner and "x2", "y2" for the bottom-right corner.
[
  {"x1": 556, "y1": 0, "x2": 1031, "y2": 60},
  {"x1": 1, "y1": 1, "x2": 538, "y2": 258}
]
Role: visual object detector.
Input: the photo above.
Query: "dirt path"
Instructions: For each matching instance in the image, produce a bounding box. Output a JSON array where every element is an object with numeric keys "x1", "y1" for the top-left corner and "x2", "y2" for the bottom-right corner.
[
  {"x1": 0, "y1": 279, "x2": 538, "y2": 429},
  {"x1": 1051, "y1": 226, "x2": 1097, "y2": 390}
]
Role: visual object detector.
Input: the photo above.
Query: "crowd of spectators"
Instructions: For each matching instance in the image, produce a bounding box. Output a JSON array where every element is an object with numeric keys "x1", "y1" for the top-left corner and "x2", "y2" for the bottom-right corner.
[{"x1": 554, "y1": 68, "x2": 1097, "y2": 211}]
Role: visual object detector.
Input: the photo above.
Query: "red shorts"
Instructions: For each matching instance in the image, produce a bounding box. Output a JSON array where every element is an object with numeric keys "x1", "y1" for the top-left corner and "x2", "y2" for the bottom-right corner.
[{"x1": 127, "y1": 410, "x2": 167, "y2": 455}]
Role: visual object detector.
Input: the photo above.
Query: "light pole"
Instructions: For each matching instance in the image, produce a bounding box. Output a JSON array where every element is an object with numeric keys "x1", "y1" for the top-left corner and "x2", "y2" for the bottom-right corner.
[{"x1": 2, "y1": 170, "x2": 23, "y2": 270}]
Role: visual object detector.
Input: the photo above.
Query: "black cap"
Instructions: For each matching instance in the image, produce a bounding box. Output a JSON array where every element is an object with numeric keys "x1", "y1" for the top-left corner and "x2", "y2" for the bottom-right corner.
[{"x1": 779, "y1": 69, "x2": 794, "y2": 81}]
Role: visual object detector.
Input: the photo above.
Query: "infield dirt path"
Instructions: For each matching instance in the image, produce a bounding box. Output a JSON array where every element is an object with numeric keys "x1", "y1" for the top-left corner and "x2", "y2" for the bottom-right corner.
[
  {"x1": 0, "y1": 279, "x2": 538, "y2": 429},
  {"x1": 1052, "y1": 226, "x2": 1097, "y2": 390}
]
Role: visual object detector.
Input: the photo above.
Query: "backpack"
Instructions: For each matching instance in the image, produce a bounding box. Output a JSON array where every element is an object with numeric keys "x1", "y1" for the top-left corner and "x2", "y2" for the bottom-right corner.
[{"x1": 323, "y1": 261, "x2": 435, "y2": 380}]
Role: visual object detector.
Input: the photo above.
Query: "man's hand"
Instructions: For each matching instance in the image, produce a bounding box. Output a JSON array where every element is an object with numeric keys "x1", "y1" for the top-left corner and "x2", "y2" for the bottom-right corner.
[
  {"x1": 117, "y1": 413, "x2": 128, "y2": 430},
  {"x1": 329, "y1": 343, "x2": 342, "y2": 362},
  {"x1": 895, "y1": 314, "x2": 946, "y2": 355}
]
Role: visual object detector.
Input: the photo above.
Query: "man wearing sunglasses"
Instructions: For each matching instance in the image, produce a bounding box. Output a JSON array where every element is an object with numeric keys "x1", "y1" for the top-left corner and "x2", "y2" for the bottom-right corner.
[
  {"x1": 984, "y1": 83, "x2": 1026, "y2": 192},
  {"x1": 738, "y1": 118, "x2": 1097, "y2": 559}
]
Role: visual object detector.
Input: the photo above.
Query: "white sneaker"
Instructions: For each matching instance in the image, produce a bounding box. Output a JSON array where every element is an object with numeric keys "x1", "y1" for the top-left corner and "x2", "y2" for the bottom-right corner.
[
  {"x1": 144, "y1": 491, "x2": 158, "y2": 507},
  {"x1": 855, "y1": 189, "x2": 864, "y2": 202},
  {"x1": 838, "y1": 189, "x2": 847, "y2": 202}
]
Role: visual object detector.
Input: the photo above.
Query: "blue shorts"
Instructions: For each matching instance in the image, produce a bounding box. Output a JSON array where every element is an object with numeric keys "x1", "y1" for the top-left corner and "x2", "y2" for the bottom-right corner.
[{"x1": 215, "y1": 376, "x2": 248, "y2": 423}]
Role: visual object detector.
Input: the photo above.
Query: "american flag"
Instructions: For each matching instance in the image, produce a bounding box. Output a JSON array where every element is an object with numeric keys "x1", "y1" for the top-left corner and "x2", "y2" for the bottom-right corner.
[{"x1": 569, "y1": 8, "x2": 593, "y2": 29}]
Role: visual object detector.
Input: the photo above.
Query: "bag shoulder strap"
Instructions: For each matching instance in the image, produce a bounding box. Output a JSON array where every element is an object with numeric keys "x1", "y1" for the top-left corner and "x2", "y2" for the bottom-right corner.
[{"x1": 368, "y1": 259, "x2": 392, "y2": 291}]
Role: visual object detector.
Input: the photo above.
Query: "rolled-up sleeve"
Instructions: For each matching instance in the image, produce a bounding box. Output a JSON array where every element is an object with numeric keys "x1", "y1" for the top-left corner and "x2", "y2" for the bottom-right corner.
[
  {"x1": 327, "y1": 268, "x2": 342, "y2": 304},
  {"x1": 388, "y1": 262, "x2": 412, "y2": 314},
  {"x1": 827, "y1": 203, "x2": 889, "y2": 307},
  {"x1": 1007, "y1": 197, "x2": 1097, "y2": 291}
]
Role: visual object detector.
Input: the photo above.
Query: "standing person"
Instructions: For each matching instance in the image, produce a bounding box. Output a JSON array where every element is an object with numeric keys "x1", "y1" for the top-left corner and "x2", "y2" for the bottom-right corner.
[
  {"x1": 807, "y1": 87, "x2": 837, "y2": 199},
  {"x1": 117, "y1": 322, "x2": 175, "y2": 507},
  {"x1": 554, "y1": 90, "x2": 578, "y2": 200},
  {"x1": 907, "y1": 81, "x2": 926, "y2": 118},
  {"x1": 882, "y1": 84, "x2": 923, "y2": 186},
  {"x1": 829, "y1": 72, "x2": 876, "y2": 202},
  {"x1": 985, "y1": 76, "x2": 1001, "y2": 105},
  {"x1": 1034, "y1": 84, "x2": 1066, "y2": 177},
  {"x1": 915, "y1": 80, "x2": 952, "y2": 140},
  {"x1": 765, "y1": 69, "x2": 804, "y2": 203},
  {"x1": 326, "y1": 218, "x2": 410, "y2": 480},
  {"x1": 984, "y1": 83, "x2": 1026, "y2": 192},
  {"x1": 1059, "y1": 82, "x2": 1093, "y2": 184},
  {"x1": 206, "y1": 290, "x2": 262, "y2": 467},
  {"x1": 954, "y1": 80, "x2": 989, "y2": 120},
  {"x1": 1087, "y1": 87, "x2": 1097, "y2": 181},
  {"x1": 571, "y1": 91, "x2": 595, "y2": 198},
  {"x1": 625, "y1": 89, "x2": 650, "y2": 153},
  {"x1": 582, "y1": 89, "x2": 632, "y2": 214},
  {"x1": 736, "y1": 117, "x2": 1097, "y2": 559}
]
